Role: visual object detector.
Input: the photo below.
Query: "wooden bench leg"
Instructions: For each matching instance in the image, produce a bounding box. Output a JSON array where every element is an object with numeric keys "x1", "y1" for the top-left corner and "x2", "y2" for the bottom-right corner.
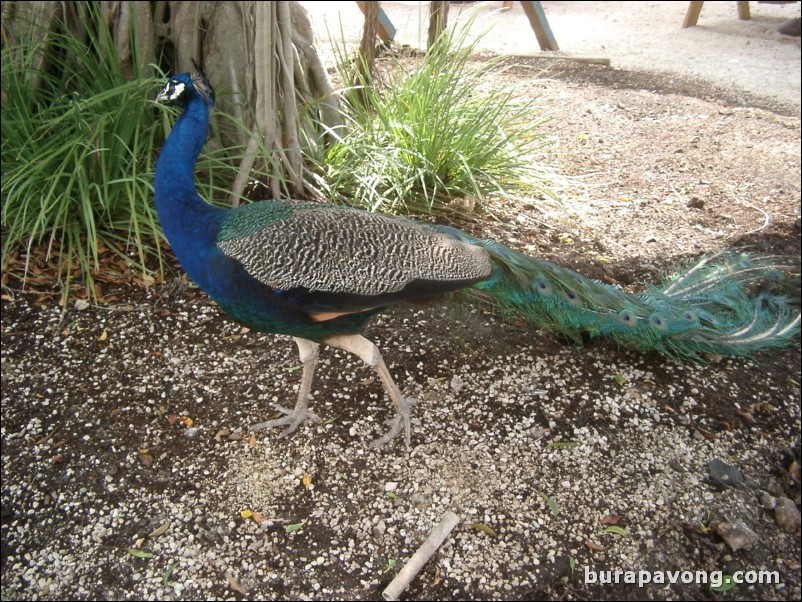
[
  {"x1": 737, "y1": 1, "x2": 751, "y2": 20},
  {"x1": 684, "y1": 1, "x2": 751, "y2": 28},
  {"x1": 521, "y1": 1, "x2": 559, "y2": 51},
  {"x1": 683, "y1": 1, "x2": 704, "y2": 28}
]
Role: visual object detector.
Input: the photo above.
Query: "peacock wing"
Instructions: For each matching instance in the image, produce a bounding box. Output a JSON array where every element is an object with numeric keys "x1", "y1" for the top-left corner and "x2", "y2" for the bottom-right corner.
[{"x1": 215, "y1": 202, "x2": 492, "y2": 311}]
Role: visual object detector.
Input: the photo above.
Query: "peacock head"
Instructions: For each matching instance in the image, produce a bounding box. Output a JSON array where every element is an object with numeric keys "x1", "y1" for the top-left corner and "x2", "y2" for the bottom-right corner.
[{"x1": 156, "y1": 70, "x2": 215, "y2": 109}]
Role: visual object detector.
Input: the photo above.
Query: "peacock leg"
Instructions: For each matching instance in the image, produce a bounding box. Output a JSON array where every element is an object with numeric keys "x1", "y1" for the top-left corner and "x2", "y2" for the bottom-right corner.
[
  {"x1": 250, "y1": 337, "x2": 321, "y2": 436},
  {"x1": 324, "y1": 334, "x2": 417, "y2": 448}
]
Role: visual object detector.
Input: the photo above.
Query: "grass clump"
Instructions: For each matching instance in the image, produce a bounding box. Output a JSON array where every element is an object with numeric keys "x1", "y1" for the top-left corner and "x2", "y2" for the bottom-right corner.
[
  {"x1": 315, "y1": 21, "x2": 553, "y2": 215},
  {"x1": 0, "y1": 4, "x2": 260, "y2": 299},
  {"x1": 1, "y1": 4, "x2": 166, "y2": 298}
]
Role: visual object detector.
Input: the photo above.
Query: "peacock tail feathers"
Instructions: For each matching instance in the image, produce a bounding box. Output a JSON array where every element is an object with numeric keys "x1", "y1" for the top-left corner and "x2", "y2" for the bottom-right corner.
[{"x1": 433, "y1": 224, "x2": 801, "y2": 359}]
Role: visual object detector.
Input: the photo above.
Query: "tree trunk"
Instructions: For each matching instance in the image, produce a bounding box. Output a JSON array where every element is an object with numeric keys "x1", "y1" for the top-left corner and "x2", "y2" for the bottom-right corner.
[{"x1": 358, "y1": 0, "x2": 380, "y2": 84}]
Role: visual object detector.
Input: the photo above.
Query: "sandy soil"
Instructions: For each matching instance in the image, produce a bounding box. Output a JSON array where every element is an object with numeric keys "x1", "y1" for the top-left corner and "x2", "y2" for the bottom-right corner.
[{"x1": 302, "y1": 0, "x2": 801, "y2": 114}]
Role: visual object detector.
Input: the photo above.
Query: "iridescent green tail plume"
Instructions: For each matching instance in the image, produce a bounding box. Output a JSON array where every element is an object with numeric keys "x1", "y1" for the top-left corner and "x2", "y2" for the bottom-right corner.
[{"x1": 442, "y1": 227, "x2": 800, "y2": 358}]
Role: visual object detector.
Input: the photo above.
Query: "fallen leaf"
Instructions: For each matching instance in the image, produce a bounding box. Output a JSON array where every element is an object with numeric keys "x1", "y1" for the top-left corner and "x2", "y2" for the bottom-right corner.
[
  {"x1": 240, "y1": 509, "x2": 254, "y2": 519},
  {"x1": 181, "y1": 416, "x2": 194, "y2": 428},
  {"x1": 752, "y1": 402, "x2": 775, "y2": 416},
  {"x1": 302, "y1": 472, "x2": 312, "y2": 490},
  {"x1": 163, "y1": 562, "x2": 178, "y2": 586},
  {"x1": 249, "y1": 433, "x2": 256, "y2": 449},
  {"x1": 215, "y1": 428, "x2": 231, "y2": 443},
  {"x1": 138, "y1": 449, "x2": 154, "y2": 467},
  {"x1": 546, "y1": 441, "x2": 576, "y2": 449},
  {"x1": 586, "y1": 540, "x2": 605, "y2": 551},
  {"x1": 534, "y1": 489, "x2": 560, "y2": 516},
  {"x1": 35, "y1": 429, "x2": 58, "y2": 445},
  {"x1": 98, "y1": 328, "x2": 108, "y2": 341},
  {"x1": 603, "y1": 525, "x2": 628, "y2": 537},
  {"x1": 471, "y1": 522, "x2": 497, "y2": 538},
  {"x1": 711, "y1": 574, "x2": 737, "y2": 593},
  {"x1": 285, "y1": 520, "x2": 306, "y2": 533},
  {"x1": 691, "y1": 421, "x2": 716, "y2": 442},
  {"x1": 149, "y1": 522, "x2": 171, "y2": 538},
  {"x1": 600, "y1": 514, "x2": 621, "y2": 525},
  {"x1": 49, "y1": 439, "x2": 67, "y2": 451},
  {"x1": 128, "y1": 548, "x2": 155, "y2": 559},
  {"x1": 251, "y1": 512, "x2": 270, "y2": 525},
  {"x1": 226, "y1": 573, "x2": 247, "y2": 595}
]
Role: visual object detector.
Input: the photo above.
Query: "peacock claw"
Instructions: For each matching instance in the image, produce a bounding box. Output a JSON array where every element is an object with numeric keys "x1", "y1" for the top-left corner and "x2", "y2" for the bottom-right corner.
[
  {"x1": 369, "y1": 397, "x2": 417, "y2": 449},
  {"x1": 249, "y1": 405, "x2": 320, "y2": 438}
]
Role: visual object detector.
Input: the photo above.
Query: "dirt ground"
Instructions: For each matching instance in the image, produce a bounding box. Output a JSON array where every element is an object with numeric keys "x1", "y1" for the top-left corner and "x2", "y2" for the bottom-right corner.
[
  {"x1": 305, "y1": 1, "x2": 802, "y2": 114},
  {"x1": 2, "y1": 2, "x2": 801, "y2": 601}
]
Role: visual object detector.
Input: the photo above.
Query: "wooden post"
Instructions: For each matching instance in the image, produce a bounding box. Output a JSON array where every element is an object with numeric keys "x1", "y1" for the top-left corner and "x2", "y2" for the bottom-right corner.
[
  {"x1": 520, "y1": 1, "x2": 559, "y2": 51},
  {"x1": 355, "y1": 0, "x2": 379, "y2": 95},
  {"x1": 428, "y1": 1, "x2": 448, "y2": 50}
]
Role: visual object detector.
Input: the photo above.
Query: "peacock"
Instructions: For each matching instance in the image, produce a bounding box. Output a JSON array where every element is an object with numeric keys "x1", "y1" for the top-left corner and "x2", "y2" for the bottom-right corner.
[{"x1": 154, "y1": 71, "x2": 800, "y2": 448}]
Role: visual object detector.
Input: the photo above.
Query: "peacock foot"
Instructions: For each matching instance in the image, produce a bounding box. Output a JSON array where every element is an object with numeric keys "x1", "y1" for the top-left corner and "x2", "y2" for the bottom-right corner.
[
  {"x1": 369, "y1": 397, "x2": 417, "y2": 449},
  {"x1": 249, "y1": 405, "x2": 320, "y2": 438}
]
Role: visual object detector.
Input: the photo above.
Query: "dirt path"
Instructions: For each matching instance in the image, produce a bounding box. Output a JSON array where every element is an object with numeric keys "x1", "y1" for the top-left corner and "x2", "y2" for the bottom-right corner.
[{"x1": 303, "y1": 0, "x2": 801, "y2": 114}]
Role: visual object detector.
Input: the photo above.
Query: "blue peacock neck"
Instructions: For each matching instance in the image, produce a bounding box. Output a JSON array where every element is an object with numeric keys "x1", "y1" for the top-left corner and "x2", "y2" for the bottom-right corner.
[{"x1": 154, "y1": 92, "x2": 226, "y2": 285}]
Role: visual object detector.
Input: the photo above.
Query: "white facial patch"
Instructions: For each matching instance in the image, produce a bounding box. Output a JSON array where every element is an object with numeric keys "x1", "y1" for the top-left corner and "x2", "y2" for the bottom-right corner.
[{"x1": 168, "y1": 82, "x2": 186, "y2": 100}]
